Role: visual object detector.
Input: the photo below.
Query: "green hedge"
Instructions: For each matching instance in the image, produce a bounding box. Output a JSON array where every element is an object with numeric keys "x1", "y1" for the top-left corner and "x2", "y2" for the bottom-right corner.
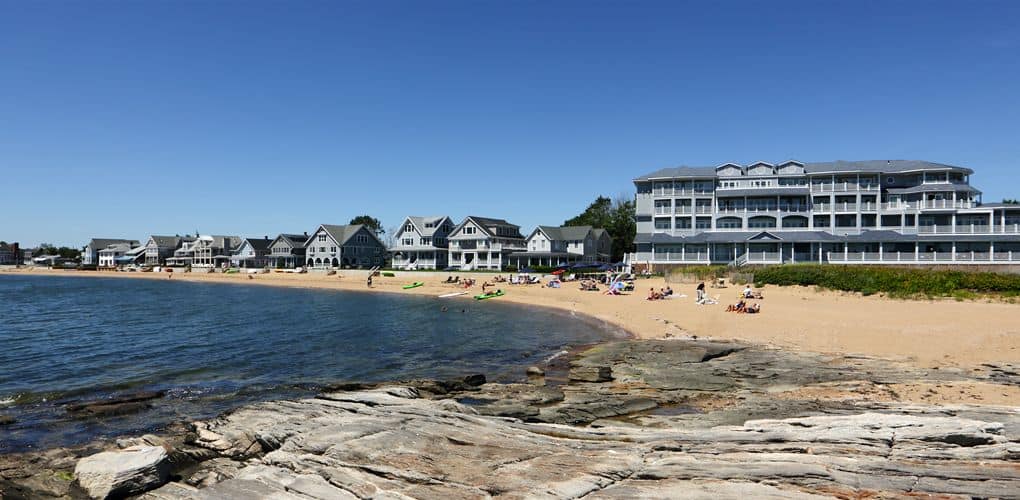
[{"x1": 752, "y1": 264, "x2": 1020, "y2": 298}]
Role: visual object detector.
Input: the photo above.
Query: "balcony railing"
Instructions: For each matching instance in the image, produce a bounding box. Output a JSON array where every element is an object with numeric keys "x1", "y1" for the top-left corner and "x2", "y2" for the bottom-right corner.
[
  {"x1": 918, "y1": 224, "x2": 1020, "y2": 234},
  {"x1": 810, "y1": 183, "x2": 879, "y2": 193},
  {"x1": 828, "y1": 251, "x2": 1020, "y2": 264},
  {"x1": 745, "y1": 252, "x2": 782, "y2": 263},
  {"x1": 652, "y1": 252, "x2": 711, "y2": 263},
  {"x1": 919, "y1": 200, "x2": 977, "y2": 209}
]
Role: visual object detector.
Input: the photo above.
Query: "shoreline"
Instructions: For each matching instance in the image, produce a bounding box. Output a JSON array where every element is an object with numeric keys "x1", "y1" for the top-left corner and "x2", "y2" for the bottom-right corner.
[{"x1": 4, "y1": 267, "x2": 1019, "y2": 368}]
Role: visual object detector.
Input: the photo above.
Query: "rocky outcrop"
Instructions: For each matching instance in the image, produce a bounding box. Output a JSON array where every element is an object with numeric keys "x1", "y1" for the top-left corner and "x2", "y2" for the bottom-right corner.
[
  {"x1": 74, "y1": 445, "x2": 171, "y2": 498},
  {"x1": 135, "y1": 386, "x2": 1019, "y2": 499},
  {"x1": 4, "y1": 339, "x2": 1019, "y2": 499}
]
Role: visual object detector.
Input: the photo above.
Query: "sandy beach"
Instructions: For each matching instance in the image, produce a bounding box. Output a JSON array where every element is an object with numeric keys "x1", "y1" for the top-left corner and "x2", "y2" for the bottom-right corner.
[{"x1": 7, "y1": 267, "x2": 1018, "y2": 369}]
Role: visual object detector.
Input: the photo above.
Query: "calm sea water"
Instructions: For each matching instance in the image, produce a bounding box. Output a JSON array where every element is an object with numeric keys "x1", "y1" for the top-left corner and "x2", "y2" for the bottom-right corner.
[{"x1": 0, "y1": 275, "x2": 620, "y2": 453}]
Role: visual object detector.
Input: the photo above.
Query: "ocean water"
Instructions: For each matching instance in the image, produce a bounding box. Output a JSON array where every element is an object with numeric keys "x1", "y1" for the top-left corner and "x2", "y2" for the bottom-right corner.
[{"x1": 0, "y1": 275, "x2": 620, "y2": 453}]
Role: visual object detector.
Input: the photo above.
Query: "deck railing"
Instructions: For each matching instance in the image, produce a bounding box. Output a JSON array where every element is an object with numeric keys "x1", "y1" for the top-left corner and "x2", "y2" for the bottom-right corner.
[{"x1": 828, "y1": 251, "x2": 1019, "y2": 264}]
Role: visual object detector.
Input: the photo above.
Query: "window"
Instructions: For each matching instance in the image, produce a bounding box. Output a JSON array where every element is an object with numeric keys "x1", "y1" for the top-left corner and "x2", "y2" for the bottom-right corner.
[
  {"x1": 318, "y1": 234, "x2": 326, "y2": 242},
  {"x1": 405, "y1": 224, "x2": 413, "y2": 232},
  {"x1": 356, "y1": 235, "x2": 368, "y2": 244},
  {"x1": 319, "y1": 247, "x2": 325, "y2": 252},
  {"x1": 420, "y1": 238, "x2": 431, "y2": 246},
  {"x1": 330, "y1": 246, "x2": 336, "y2": 253},
  {"x1": 464, "y1": 226, "x2": 476, "y2": 235},
  {"x1": 402, "y1": 238, "x2": 414, "y2": 246}
]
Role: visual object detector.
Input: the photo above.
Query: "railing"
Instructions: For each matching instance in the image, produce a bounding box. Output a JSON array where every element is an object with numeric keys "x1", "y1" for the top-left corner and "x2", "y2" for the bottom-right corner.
[
  {"x1": 828, "y1": 251, "x2": 1020, "y2": 263},
  {"x1": 832, "y1": 203, "x2": 858, "y2": 212},
  {"x1": 919, "y1": 200, "x2": 976, "y2": 209},
  {"x1": 918, "y1": 224, "x2": 1020, "y2": 234},
  {"x1": 695, "y1": 206, "x2": 714, "y2": 214},
  {"x1": 652, "y1": 252, "x2": 711, "y2": 263},
  {"x1": 745, "y1": 252, "x2": 782, "y2": 263},
  {"x1": 674, "y1": 207, "x2": 693, "y2": 214},
  {"x1": 810, "y1": 183, "x2": 879, "y2": 193},
  {"x1": 654, "y1": 207, "x2": 672, "y2": 215}
]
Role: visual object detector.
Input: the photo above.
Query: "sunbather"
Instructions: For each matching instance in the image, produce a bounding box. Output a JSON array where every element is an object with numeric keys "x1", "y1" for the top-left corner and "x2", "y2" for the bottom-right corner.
[{"x1": 746, "y1": 302, "x2": 761, "y2": 314}]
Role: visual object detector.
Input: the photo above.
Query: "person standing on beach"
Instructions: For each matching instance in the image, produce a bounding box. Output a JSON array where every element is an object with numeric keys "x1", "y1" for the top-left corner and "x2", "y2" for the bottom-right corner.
[{"x1": 367, "y1": 275, "x2": 373, "y2": 288}]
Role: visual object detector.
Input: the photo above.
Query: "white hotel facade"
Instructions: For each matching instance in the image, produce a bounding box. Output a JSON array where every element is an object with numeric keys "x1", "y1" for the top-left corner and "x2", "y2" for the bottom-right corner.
[{"x1": 633, "y1": 160, "x2": 1020, "y2": 266}]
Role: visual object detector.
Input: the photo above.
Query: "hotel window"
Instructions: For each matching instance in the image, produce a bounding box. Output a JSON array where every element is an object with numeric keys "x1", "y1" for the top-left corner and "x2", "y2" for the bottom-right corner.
[{"x1": 654, "y1": 218, "x2": 671, "y2": 230}]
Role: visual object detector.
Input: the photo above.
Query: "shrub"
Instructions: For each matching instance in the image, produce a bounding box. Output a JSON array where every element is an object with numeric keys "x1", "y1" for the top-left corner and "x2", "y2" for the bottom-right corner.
[{"x1": 752, "y1": 264, "x2": 1020, "y2": 298}]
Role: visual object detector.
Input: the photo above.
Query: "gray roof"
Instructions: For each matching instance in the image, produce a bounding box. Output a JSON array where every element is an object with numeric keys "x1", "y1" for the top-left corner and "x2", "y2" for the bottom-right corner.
[
  {"x1": 979, "y1": 203, "x2": 1020, "y2": 209},
  {"x1": 406, "y1": 216, "x2": 452, "y2": 237},
  {"x1": 535, "y1": 225, "x2": 594, "y2": 241},
  {"x1": 592, "y1": 228, "x2": 609, "y2": 240},
  {"x1": 635, "y1": 160, "x2": 973, "y2": 181},
  {"x1": 273, "y1": 233, "x2": 308, "y2": 248},
  {"x1": 317, "y1": 224, "x2": 384, "y2": 247},
  {"x1": 455, "y1": 216, "x2": 523, "y2": 239},
  {"x1": 243, "y1": 237, "x2": 274, "y2": 251},
  {"x1": 87, "y1": 238, "x2": 139, "y2": 249},
  {"x1": 148, "y1": 235, "x2": 182, "y2": 248},
  {"x1": 886, "y1": 184, "x2": 981, "y2": 195},
  {"x1": 636, "y1": 231, "x2": 844, "y2": 244}
]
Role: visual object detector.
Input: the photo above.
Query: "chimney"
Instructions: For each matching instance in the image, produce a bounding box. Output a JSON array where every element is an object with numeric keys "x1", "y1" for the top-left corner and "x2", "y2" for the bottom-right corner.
[
  {"x1": 304, "y1": 231, "x2": 308, "y2": 237},
  {"x1": 264, "y1": 235, "x2": 269, "y2": 240}
]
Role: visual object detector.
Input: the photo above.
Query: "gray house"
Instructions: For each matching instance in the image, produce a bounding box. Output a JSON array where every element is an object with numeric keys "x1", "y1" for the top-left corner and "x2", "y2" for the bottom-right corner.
[
  {"x1": 143, "y1": 235, "x2": 195, "y2": 266},
  {"x1": 267, "y1": 233, "x2": 308, "y2": 269},
  {"x1": 447, "y1": 216, "x2": 527, "y2": 271},
  {"x1": 231, "y1": 237, "x2": 274, "y2": 268},
  {"x1": 83, "y1": 238, "x2": 139, "y2": 266},
  {"x1": 390, "y1": 216, "x2": 455, "y2": 270},
  {"x1": 305, "y1": 224, "x2": 387, "y2": 269},
  {"x1": 509, "y1": 225, "x2": 613, "y2": 268}
]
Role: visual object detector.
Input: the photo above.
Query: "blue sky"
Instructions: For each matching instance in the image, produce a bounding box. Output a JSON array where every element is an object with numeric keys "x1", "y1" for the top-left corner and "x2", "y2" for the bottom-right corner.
[{"x1": 3, "y1": 0, "x2": 1018, "y2": 247}]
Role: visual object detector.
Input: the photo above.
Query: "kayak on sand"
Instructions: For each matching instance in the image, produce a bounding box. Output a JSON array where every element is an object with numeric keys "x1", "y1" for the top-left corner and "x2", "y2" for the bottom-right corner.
[
  {"x1": 402, "y1": 282, "x2": 424, "y2": 289},
  {"x1": 474, "y1": 290, "x2": 505, "y2": 300}
]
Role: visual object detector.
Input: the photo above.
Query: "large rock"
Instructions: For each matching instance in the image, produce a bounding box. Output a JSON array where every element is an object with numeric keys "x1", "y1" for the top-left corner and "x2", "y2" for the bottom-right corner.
[
  {"x1": 74, "y1": 445, "x2": 171, "y2": 499},
  {"x1": 139, "y1": 387, "x2": 1020, "y2": 499},
  {"x1": 570, "y1": 365, "x2": 613, "y2": 382}
]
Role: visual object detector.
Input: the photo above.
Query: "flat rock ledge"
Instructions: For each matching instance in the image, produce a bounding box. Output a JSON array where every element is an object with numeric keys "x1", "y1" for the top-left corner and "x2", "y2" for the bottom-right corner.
[{"x1": 130, "y1": 386, "x2": 1020, "y2": 499}]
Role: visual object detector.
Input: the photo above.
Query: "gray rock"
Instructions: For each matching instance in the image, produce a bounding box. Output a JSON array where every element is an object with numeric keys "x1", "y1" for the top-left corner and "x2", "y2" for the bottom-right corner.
[
  {"x1": 74, "y1": 445, "x2": 171, "y2": 499},
  {"x1": 570, "y1": 365, "x2": 613, "y2": 382},
  {"x1": 0, "y1": 415, "x2": 14, "y2": 426},
  {"x1": 526, "y1": 365, "x2": 545, "y2": 376}
]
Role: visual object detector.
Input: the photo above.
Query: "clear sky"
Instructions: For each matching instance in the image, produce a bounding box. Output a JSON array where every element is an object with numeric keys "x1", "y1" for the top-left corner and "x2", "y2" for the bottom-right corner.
[{"x1": 3, "y1": 0, "x2": 1018, "y2": 247}]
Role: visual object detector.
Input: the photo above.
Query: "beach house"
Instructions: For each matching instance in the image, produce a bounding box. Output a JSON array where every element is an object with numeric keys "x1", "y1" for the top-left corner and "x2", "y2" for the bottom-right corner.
[
  {"x1": 390, "y1": 216, "x2": 455, "y2": 270},
  {"x1": 190, "y1": 235, "x2": 243, "y2": 268},
  {"x1": 143, "y1": 235, "x2": 195, "y2": 266},
  {"x1": 97, "y1": 242, "x2": 145, "y2": 269},
  {"x1": 304, "y1": 224, "x2": 387, "y2": 269},
  {"x1": 447, "y1": 216, "x2": 527, "y2": 271},
  {"x1": 267, "y1": 233, "x2": 308, "y2": 269},
  {"x1": 632, "y1": 159, "x2": 1020, "y2": 267},
  {"x1": 508, "y1": 226, "x2": 613, "y2": 268},
  {"x1": 231, "y1": 237, "x2": 274, "y2": 268},
  {"x1": 0, "y1": 242, "x2": 21, "y2": 265},
  {"x1": 83, "y1": 238, "x2": 139, "y2": 266}
]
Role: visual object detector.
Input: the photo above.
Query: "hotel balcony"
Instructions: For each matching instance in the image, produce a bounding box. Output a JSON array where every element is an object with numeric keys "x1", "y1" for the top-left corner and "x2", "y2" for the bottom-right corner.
[
  {"x1": 917, "y1": 224, "x2": 1020, "y2": 234},
  {"x1": 828, "y1": 251, "x2": 1020, "y2": 264},
  {"x1": 810, "y1": 183, "x2": 879, "y2": 193}
]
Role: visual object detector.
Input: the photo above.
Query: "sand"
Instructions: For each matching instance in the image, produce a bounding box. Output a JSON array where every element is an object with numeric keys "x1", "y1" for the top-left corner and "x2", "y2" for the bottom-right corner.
[{"x1": 4, "y1": 266, "x2": 1019, "y2": 407}]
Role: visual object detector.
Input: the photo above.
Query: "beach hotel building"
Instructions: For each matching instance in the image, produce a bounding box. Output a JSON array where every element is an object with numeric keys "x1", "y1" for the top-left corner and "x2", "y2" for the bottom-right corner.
[
  {"x1": 447, "y1": 216, "x2": 527, "y2": 270},
  {"x1": 390, "y1": 216, "x2": 455, "y2": 270},
  {"x1": 633, "y1": 160, "x2": 1020, "y2": 266}
]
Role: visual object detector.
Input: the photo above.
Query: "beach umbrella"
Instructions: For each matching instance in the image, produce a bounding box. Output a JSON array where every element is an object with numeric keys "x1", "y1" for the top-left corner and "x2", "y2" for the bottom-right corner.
[
  {"x1": 520, "y1": 267, "x2": 535, "y2": 273},
  {"x1": 596, "y1": 264, "x2": 611, "y2": 271},
  {"x1": 551, "y1": 269, "x2": 565, "y2": 275}
]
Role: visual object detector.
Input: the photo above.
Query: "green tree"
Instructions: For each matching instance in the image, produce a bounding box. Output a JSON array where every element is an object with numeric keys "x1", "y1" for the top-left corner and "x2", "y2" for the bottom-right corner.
[
  {"x1": 564, "y1": 195, "x2": 636, "y2": 262},
  {"x1": 1004, "y1": 199, "x2": 1019, "y2": 205},
  {"x1": 349, "y1": 215, "x2": 385, "y2": 235}
]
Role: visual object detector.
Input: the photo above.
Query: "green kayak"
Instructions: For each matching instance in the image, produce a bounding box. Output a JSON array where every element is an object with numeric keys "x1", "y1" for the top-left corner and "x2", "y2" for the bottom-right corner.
[
  {"x1": 402, "y1": 282, "x2": 424, "y2": 289},
  {"x1": 474, "y1": 290, "x2": 505, "y2": 300}
]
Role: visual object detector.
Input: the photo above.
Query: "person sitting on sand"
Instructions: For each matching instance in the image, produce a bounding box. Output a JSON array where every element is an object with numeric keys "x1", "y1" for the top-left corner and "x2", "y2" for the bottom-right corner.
[
  {"x1": 696, "y1": 282, "x2": 705, "y2": 302},
  {"x1": 746, "y1": 302, "x2": 761, "y2": 314},
  {"x1": 743, "y1": 285, "x2": 754, "y2": 298},
  {"x1": 482, "y1": 281, "x2": 491, "y2": 292},
  {"x1": 726, "y1": 299, "x2": 746, "y2": 312},
  {"x1": 663, "y1": 286, "x2": 674, "y2": 297},
  {"x1": 647, "y1": 288, "x2": 662, "y2": 301}
]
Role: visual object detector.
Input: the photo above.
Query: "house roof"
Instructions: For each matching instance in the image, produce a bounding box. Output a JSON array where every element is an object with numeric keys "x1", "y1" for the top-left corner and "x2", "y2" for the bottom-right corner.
[
  {"x1": 535, "y1": 225, "x2": 594, "y2": 241},
  {"x1": 272, "y1": 233, "x2": 308, "y2": 248},
  {"x1": 453, "y1": 216, "x2": 523, "y2": 239},
  {"x1": 87, "y1": 238, "x2": 139, "y2": 249},
  {"x1": 98, "y1": 243, "x2": 134, "y2": 254},
  {"x1": 635, "y1": 160, "x2": 973, "y2": 181},
  {"x1": 405, "y1": 216, "x2": 452, "y2": 237},
  {"x1": 886, "y1": 184, "x2": 981, "y2": 195},
  {"x1": 314, "y1": 224, "x2": 385, "y2": 247},
  {"x1": 243, "y1": 237, "x2": 274, "y2": 251},
  {"x1": 592, "y1": 228, "x2": 609, "y2": 240},
  {"x1": 148, "y1": 235, "x2": 184, "y2": 248},
  {"x1": 635, "y1": 231, "x2": 844, "y2": 244}
]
